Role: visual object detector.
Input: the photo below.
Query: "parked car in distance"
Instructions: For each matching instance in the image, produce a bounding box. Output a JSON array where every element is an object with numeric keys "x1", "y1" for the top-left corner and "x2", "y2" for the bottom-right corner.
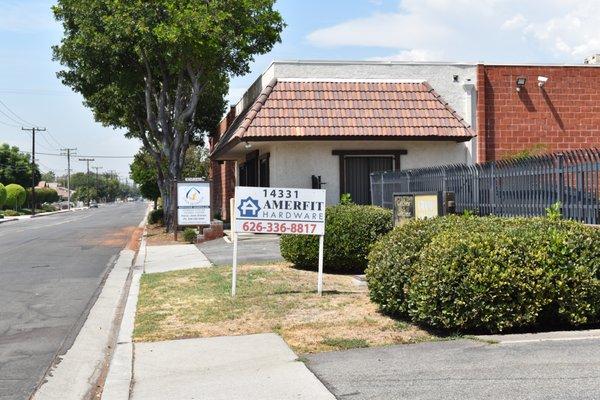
[{"x1": 90, "y1": 201, "x2": 99, "y2": 208}]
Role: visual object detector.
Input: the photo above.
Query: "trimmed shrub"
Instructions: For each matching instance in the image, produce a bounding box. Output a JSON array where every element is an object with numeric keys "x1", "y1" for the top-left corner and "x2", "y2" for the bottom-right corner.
[
  {"x1": 5, "y1": 184, "x2": 26, "y2": 210},
  {"x1": 0, "y1": 183, "x2": 6, "y2": 208},
  {"x1": 148, "y1": 208, "x2": 164, "y2": 225},
  {"x1": 3, "y1": 209, "x2": 20, "y2": 216},
  {"x1": 366, "y1": 216, "x2": 466, "y2": 317},
  {"x1": 366, "y1": 216, "x2": 600, "y2": 333},
  {"x1": 183, "y1": 228, "x2": 198, "y2": 243},
  {"x1": 280, "y1": 205, "x2": 392, "y2": 273}
]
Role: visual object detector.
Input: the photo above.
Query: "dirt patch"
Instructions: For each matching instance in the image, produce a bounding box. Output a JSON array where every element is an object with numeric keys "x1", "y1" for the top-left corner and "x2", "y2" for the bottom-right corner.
[
  {"x1": 134, "y1": 263, "x2": 434, "y2": 354},
  {"x1": 89, "y1": 226, "x2": 138, "y2": 248},
  {"x1": 126, "y1": 227, "x2": 144, "y2": 251},
  {"x1": 145, "y1": 223, "x2": 188, "y2": 246}
]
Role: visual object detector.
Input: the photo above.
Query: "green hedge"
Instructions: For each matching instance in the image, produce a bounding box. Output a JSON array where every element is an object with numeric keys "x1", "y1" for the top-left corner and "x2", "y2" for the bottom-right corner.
[
  {"x1": 366, "y1": 216, "x2": 600, "y2": 333},
  {"x1": 148, "y1": 208, "x2": 164, "y2": 225},
  {"x1": 4, "y1": 184, "x2": 26, "y2": 210},
  {"x1": 280, "y1": 205, "x2": 392, "y2": 273},
  {"x1": 0, "y1": 183, "x2": 6, "y2": 208}
]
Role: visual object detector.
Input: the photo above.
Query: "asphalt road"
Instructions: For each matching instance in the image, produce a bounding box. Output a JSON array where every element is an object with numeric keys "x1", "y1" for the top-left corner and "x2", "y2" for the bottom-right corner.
[
  {"x1": 0, "y1": 203, "x2": 147, "y2": 400},
  {"x1": 306, "y1": 338, "x2": 600, "y2": 400}
]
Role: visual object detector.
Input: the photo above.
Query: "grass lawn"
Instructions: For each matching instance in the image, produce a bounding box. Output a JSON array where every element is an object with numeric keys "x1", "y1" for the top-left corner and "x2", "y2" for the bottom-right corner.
[{"x1": 134, "y1": 263, "x2": 433, "y2": 354}]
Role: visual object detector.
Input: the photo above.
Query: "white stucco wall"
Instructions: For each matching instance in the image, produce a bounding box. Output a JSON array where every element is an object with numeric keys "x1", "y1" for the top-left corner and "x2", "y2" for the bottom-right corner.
[{"x1": 260, "y1": 140, "x2": 469, "y2": 204}]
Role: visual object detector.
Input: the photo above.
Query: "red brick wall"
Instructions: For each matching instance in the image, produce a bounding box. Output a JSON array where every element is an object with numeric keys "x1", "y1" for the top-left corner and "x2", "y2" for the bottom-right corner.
[
  {"x1": 476, "y1": 64, "x2": 600, "y2": 162},
  {"x1": 209, "y1": 108, "x2": 237, "y2": 221}
]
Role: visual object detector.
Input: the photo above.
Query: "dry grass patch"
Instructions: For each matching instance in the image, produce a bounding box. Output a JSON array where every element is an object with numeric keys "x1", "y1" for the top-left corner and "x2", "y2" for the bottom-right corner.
[
  {"x1": 145, "y1": 223, "x2": 188, "y2": 245},
  {"x1": 134, "y1": 263, "x2": 433, "y2": 354}
]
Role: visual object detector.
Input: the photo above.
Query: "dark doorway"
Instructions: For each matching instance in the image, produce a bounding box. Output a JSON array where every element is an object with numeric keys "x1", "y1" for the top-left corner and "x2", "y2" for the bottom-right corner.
[{"x1": 344, "y1": 156, "x2": 394, "y2": 204}]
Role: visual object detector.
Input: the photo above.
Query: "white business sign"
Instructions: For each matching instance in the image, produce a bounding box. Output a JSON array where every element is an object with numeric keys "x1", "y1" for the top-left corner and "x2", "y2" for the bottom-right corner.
[
  {"x1": 230, "y1": 186, "x2": 327, "y2": 296},
  {"x1": 234, "y1": 187, "x2": 326, "y2": 235},
  {"x1": 176, "y1": 181, "x2": 211, "y2": 226}
]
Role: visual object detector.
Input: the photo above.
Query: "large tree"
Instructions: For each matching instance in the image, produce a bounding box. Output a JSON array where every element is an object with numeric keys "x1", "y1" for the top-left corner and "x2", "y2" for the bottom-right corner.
[
  {"x1": 53, "y1": 0, "x2": 284, "y2": 229},
  {"x1": 0, "y1": 143, "x2": 41, "y2": 187}
]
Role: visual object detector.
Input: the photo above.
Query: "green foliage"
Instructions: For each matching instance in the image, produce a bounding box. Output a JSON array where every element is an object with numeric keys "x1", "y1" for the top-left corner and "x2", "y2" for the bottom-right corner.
[
  {"x1": 130, "y1": 149, "x2": 161, "y2": 203},
  {"x1": 148, "y1": 208, "x2": 164, "y2": 225},
  {"x1": 339, "y1": 193, "x2": 353, "y2": 205},
  {"x1": 4, "y1": 184, "x2": 26, "y2": 210},
  {"x1": 0, "y1": 143, "x2": 41, "y2": 187},
  {"x1": 280, "y1": 205, "x2": 393, "y2": 273},
  {"x1": 366, "y1": 216, "x2": 600, "y2": 333},
  {"x1": 182, "y1": 228, "x2": 198, "y2": 244},
  {"x1": 366, "y1": 217, "x2": 463, "y2": 317},
  {"x1": 3, "y1": 209, "x2": 20, "y2": 217},
  {"x1": 0, "y1": 183, "x2": 6, "y2": 208},
  {"x1": 545, "y1": 201, "x2": 562, "y2": 221},
  {"x1": 27, "y1": 187, "x2": 60, "y2": 207}
]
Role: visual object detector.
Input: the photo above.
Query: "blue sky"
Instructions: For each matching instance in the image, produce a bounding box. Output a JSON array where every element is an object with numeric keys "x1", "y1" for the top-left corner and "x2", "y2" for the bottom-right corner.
[{"x1": 0, "y1": 0, "x2": 598, "y2": 179}]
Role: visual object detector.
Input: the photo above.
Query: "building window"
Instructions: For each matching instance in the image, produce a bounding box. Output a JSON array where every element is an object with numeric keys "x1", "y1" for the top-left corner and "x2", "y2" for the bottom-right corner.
[{"x1": 259, "y1": 153, "x2": 270, "y2": 187}]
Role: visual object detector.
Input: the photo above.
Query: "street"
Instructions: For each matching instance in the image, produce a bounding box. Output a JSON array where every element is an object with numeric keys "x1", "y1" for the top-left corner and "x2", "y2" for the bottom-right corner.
[
  {"x1": 306, "y1": 338, "x2": 600, "y2": 400},
  {"x1": 0, "y1": 203, "x2": 146, "y2": 400}
]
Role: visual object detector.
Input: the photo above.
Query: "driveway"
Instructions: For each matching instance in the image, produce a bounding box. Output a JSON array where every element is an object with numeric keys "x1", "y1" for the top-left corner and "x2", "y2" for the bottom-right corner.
[
  {"x1": 197, "y1": 234, "x2": 282, "y2": 266},
  {"x1": 306, "y1": 338, "x2": 600, "y2": 400}
]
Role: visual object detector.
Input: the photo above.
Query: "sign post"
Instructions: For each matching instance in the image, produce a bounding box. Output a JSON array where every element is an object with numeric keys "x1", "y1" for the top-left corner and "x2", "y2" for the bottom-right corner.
[{"x1": 231, "y1": 186, "x2": 326, "y2": 296}]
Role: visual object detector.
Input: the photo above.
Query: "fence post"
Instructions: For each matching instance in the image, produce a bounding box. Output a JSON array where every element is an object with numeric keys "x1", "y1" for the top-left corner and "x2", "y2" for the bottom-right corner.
[
  {"x1": 407, "y1": 172, "x2": 411, "y2": 193},
  {"x1": 557, "y1": 153, "x2": 564, "y2": 214},
  {"x1": 490, "y1": 162, "x2": 496, "y2": 215},
  {"x1": 380, "y1": 172, "x2": 385, "y2": 208},
  {"x1": 442, "y1": 168, "x2": 447, "y2": 193}
]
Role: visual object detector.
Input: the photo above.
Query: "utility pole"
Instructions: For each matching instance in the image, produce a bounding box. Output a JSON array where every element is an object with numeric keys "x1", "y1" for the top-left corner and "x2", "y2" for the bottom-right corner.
[
  {"x1": 60, "y1": 148, "x2": 77, "y2": 210},
  {"x1": 22, "y1": 127, "x2": 46, "y2": 216},
  {"x1": 79, "y1": 158, "x2": 94, "y2": 206},
  {"x1": 92, "y1": 165, "x2": 103, "y2": 202}
]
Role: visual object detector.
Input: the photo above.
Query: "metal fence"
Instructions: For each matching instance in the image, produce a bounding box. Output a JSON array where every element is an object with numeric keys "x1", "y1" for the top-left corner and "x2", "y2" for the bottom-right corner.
[{"x1": 370, "y1": 148, "x2": 600, "y2": 225}]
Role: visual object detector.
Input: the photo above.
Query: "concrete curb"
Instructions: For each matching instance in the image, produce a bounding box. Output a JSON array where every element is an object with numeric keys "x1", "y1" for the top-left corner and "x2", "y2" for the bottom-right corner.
[
  {"x1": 32, "y1": 249, "x2": 136, "y2": 400},
  {"x1": 0, "y1": 217, "x2": 18, "y2": 224},
  {"x1": 30, "y1": 207, "x2": 88, "y2": 218},
  {"x1": 101, "y1": 206, "x2": 151, "y2": 400},
  {"x1": 31, "y1": 204, "x2": 151, "y2": 400},
  {"x1": 477, "y1": 328, "x2": 600, "y2": 344}
]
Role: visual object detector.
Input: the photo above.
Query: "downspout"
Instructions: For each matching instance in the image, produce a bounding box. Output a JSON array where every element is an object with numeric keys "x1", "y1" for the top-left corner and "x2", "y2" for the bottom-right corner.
[{"x1": 462, "y1": 80, "x2": 477, "y2": 165}]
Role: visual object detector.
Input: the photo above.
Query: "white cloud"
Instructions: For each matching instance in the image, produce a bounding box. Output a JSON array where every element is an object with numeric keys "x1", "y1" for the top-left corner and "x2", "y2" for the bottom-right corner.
[
  {"x1": 306, "y1": 0, "x2": 600, "y2": 62},
  {"x1": 369, "y1": 49, "x2": 443, "y2": 62},
  {"x1": 501, "y1": 14, "x2": 527, "y2": 30}
]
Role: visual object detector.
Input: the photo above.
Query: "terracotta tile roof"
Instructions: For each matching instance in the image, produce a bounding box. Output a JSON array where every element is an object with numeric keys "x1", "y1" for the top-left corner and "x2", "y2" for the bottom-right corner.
[{"x1": 213, "y1": 79, "x2": 474, "y2": 155}]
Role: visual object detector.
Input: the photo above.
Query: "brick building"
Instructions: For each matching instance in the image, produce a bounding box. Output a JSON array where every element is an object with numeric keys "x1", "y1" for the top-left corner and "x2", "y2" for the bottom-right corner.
[{"x1": 476, "y1": 64, "x2": 600, "y2": 162}]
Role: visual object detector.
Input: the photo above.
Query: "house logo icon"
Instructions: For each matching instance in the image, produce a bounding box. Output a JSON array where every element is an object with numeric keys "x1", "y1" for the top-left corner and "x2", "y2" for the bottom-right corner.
[{"x1": 238, "y1": 197, "x2": 261, "y2": 218}]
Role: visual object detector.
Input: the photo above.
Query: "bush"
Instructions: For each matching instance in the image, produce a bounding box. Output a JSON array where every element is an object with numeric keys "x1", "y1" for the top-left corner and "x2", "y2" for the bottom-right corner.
[
  {"x1": 366, "y1": 216, "x2": 600, "y2": 333},
  {"x1": 4, "y1": 184, "x2": 26, "y2": 210},
  {"x1": 280, "y1": 205, "x2": 392, "y2": 273},
  {"x1": 3, "y1": 209, "x2": 20, "y2": 216},
  {"x1": 0, "y1": 183, "x2": 6, "y2": 208},
  {"x1": 148, "y1": 208, "x2": 164, "y2": 225},
  {"x1": 183, "y1": 228, "x2": 198, "y2": 243},
  {"x1": 366, "y1": 216, "x2": 465, "y2": 317}
]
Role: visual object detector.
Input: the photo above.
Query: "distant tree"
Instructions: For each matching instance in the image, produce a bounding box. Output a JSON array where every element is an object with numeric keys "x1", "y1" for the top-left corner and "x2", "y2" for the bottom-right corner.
[
  {"x1": 0, "y1": 183, "x2": 6, "y2": 208},
  {"x1": 130, "y1": 149, "x2": 161, "y2": 209},
  {"x1": 0, "y1": 143, "x2": 41, "y2": 187},
  {"x1": 182, "y1": 146, "x2": 210, "y2": 179},
  {"x1": 41, "y1": 171, "x2": 56, "y2": 182},
  {"x1": 53, "y1": 0, "x2": 284, "y2": 230}
]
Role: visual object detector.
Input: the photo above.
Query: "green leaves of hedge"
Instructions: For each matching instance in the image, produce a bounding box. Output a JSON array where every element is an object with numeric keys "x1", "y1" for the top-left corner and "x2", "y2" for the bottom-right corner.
[
  {"x1": 366, "y1": 216, "x2": 600, "y2": 333},
  {"x1": 280, "y1": 205, "x2": 392, "y2": 273}
]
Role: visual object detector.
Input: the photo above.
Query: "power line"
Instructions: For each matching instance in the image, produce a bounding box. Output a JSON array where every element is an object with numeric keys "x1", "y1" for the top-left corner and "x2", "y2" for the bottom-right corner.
[
  {"x1": 0, "y1": 119, "x2": 20, "y2": 128},
  {"x1": 46, "y1": 131, "x2": 64, "y2": 148},
  {"x1": 0, "y1": 99, "x2": 36, "y2": 127},
  {"x1": 22, "y1": 151, "x2": 134, "y2": 159}
]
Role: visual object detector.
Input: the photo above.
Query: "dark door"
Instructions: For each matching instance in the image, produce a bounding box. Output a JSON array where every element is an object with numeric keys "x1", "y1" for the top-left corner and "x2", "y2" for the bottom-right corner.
[{"x1": 344, "y1": 156, "x2": 394, "y2": 205}]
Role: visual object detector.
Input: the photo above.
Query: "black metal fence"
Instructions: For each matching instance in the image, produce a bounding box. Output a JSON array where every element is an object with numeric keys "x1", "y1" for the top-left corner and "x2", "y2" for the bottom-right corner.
[{"x1": 370, "y1": 148, "x2": 600, "y2": 225}]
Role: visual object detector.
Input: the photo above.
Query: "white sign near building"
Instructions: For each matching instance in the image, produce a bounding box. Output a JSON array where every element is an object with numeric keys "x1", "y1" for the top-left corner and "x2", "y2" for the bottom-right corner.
[
  {"x1": 176, "y1": 180, "x2": 211, "y2": 226},
  {"x1": 234, "y1": 187, "x2": 326, "y2": 235},
  {"x1": 231, "y1": 186, "x2": 327, "y2": 296}
]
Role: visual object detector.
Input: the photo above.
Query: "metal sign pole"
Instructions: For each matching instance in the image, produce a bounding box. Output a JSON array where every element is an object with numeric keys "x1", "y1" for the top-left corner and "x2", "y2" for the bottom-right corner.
[
  {"x1": 231, "y1": 196, "x2": 238, "y2": 297},
  {"x1": 317, "y1": 234, "x2": 324, "y2": 296}
]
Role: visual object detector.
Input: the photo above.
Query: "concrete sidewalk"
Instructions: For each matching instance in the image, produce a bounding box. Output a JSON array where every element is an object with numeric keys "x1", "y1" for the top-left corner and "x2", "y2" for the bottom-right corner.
[
  {"x1": 144, "y1": 244, "x2": 212, "y2": 273},
  {"x1": 103, "y1": 240, "x2": 334, "y2": 400},
  {"x1": 132, "y1": 334, "x2": 335, "y2": 400}
]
